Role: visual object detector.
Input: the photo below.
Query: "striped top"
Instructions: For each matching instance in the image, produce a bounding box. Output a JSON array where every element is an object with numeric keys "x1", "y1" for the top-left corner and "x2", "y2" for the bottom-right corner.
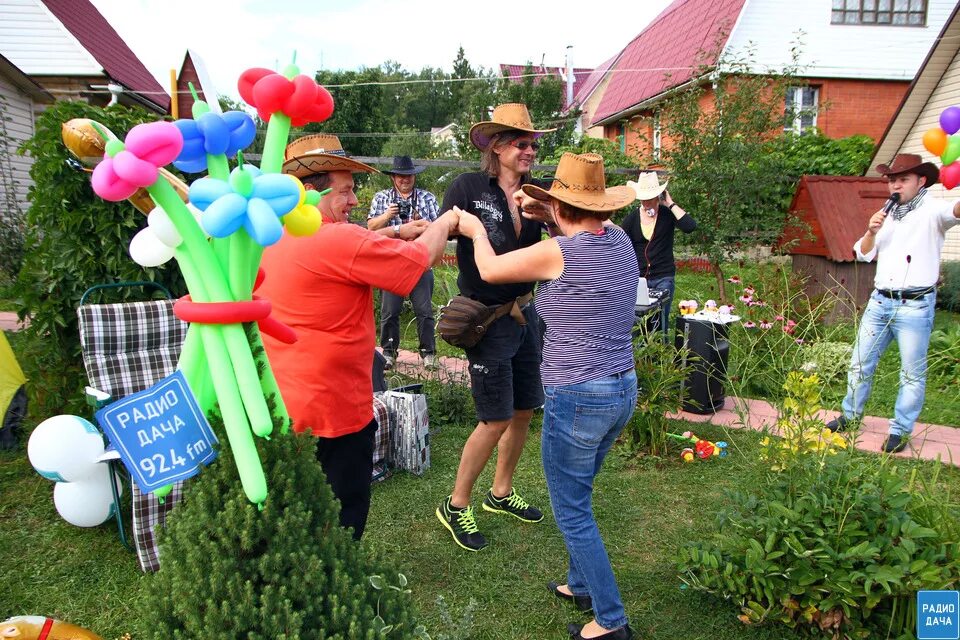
[{"x1": 535, "y1": 226, "x2": 639, "y2": 386}]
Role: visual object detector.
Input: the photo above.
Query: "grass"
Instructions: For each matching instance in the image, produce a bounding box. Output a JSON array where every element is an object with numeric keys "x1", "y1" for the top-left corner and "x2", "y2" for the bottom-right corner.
[{"x1": 4, "y1": 414, "x2": 960, "y2": 639}]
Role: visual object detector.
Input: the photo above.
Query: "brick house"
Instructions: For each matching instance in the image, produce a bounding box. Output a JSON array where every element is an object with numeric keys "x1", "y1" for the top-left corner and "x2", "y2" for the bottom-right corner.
[{"x1": 581, "y1": 0, "x2": 952, "y2": 159}]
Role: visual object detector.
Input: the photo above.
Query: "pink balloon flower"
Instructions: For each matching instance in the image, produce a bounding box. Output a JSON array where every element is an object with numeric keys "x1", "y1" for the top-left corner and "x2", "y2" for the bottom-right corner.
[{"x1": 91, "y1": 122, "x2": 183, "y2": 201}]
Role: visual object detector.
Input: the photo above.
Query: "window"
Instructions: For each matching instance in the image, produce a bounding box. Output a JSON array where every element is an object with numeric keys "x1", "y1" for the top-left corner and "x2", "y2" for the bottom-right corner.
[
  {"x1": 831, "y1": 0, "x2": 927, "y2": 26},
  {"x1": 652, "y1": 112, "x2": 662, "y2": 162},
  {"x1": 785, "y1": 86, "x2": 819, "y2": 134}
]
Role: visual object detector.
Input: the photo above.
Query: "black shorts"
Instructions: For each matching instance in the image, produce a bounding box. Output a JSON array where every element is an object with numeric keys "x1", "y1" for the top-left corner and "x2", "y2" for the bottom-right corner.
[{"x1": 464, "y1": 305, "x2": 544, "y2": 422}]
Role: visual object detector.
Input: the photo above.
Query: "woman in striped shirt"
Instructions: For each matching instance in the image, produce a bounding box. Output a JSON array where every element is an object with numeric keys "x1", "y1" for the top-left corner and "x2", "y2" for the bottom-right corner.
[{"x1": 454, "y1": 152, "x2": 639, "y2": 640}]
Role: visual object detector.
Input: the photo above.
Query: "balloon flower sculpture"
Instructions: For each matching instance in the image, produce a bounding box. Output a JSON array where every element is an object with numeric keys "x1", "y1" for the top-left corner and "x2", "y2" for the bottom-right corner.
[
  {"x1": 923, "y1": 105, "x2": 960, "y2": 190},
  {"x1": 81, "y1": 54, "x2": 334, "y2": 507},
  {"x1": 668, "y1": 431, "x2": 728, "y2": 463}
]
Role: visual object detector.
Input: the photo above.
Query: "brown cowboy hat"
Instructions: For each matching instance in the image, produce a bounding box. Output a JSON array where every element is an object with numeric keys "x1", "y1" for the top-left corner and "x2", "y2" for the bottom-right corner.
[
  {"x1": 469, "y1": 103, "x2": 557, "y2": 150},
  {"x1": 521, "y1": 152, "x2": 635, "y2": 212},
  {"x1": 875, "y1": 153, "x2": 939, "y2": 187},
  {"x1": 281, "y1": 133, "x2": 377, "y2": 178}
]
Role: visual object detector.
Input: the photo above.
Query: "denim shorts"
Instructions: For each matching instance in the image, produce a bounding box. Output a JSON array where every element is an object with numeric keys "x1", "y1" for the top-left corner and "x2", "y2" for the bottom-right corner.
[{"x1": 465, "y1": 304, "x2": 544, "y2": 422}]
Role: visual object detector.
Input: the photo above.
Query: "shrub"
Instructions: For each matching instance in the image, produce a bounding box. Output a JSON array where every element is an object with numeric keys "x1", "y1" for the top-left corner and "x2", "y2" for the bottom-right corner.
[
  {"x1": 928, "y1": 323, "x2": 960, "y2": 383},
  {"x1": 939, "y1": 261, "x2": 960, "y2": 312},
  {"x1": 678, "y1": 372, "x2": 960, "y2": 638},
  {"x1": 142, "y1": 410, "x2": 424, "y2": 638},
  {"x1": 798, "y1": 341, "x2": 852, "y2": 385},
  {"x1": 13, "y1": 101, "x2": 186, "y2": 417},
  {"x1": 623, "y1": 329, "x2": 692, "y2": 456}
]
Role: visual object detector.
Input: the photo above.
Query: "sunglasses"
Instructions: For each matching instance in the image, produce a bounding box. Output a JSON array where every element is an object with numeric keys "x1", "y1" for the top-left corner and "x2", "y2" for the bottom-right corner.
[{"x1": 509, "y1": 140, "x2": 541, "y2": 152}]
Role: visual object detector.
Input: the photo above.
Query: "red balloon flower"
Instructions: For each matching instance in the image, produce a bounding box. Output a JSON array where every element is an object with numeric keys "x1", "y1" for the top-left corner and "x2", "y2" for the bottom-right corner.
[{"x1": 238, "y1": 68, "x2": 334, "y2": 127}]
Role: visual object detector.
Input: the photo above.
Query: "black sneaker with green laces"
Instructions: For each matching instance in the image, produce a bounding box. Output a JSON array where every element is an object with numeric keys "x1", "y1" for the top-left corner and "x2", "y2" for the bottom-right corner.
[
  {"x1": 436, "y1": 497, "x2": 488, "y2": 551},
  {"x1": 481, "y1": 488, "x2": 544, "y2": 523}
]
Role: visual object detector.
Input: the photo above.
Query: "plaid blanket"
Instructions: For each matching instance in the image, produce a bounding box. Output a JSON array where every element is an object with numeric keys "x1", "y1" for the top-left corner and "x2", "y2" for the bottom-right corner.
[{"x1": 78, "y1": 299, "x2": 188, "y2": 573}]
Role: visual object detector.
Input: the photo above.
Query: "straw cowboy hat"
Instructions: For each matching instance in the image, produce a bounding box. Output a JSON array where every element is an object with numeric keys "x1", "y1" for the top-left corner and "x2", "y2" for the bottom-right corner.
[
  {"x1": 521, "y1": 152, "x2": 635, "y2": 211},
  {"x1": 281, "y1": 133, "x2": 378, "y2": 178},
  {"x1": 469, "y1": 103, "x2": 557, "y2": 150},
  {"x1": 875, "y1": 153, "x2": 940, "y2": 187},
  {"x1": 382, "y1": 155, "x2": 426, "y2": 175},
  {"x1": 627, "y1": 172, "x2": 668, "y2": 201}
]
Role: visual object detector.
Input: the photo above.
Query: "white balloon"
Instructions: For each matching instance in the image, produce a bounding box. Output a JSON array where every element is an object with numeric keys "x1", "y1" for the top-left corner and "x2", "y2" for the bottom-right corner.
[
  {"x1": 27, "y1": 415, "x2": 105, "y2": 483},
  {"x1": 53, "y1": 465, "x2": 122, "y2": 527},
  {"x1": 129, "y1": 228, "x2": 175, "y2": 267},
  {"x1": 147, "y1": 205, "x2": 182, "y2": 247}
]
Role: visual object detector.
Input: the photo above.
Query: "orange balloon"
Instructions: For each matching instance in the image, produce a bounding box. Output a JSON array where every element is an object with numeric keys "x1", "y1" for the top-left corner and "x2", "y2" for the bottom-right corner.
[{"x1": 923, "y1": 127, "x2": 948, "y2": 157}]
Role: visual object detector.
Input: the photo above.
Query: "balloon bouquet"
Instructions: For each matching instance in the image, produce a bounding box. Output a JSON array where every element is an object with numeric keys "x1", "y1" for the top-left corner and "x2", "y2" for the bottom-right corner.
[
  {"x1": 923, "y1": 105, "x2": 960, "y2": 189},
  {"x1": 56, "y1": 55, "x2": 333, "y2": 509}
]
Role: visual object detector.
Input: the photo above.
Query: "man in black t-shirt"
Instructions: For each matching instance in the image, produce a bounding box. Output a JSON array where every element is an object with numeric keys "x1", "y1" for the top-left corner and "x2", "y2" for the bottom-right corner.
[{"x1": 436, "y1": 104, "x2": 554, "y2": 552}]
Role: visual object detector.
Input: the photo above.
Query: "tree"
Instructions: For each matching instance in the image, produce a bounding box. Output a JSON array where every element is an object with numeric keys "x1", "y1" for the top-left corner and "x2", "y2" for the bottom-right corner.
[
  {"x1": 311, "y1": 66, "x2": 398, "y2": 157},
  {"x1": 141, "y1": 407, "x2": 423, "y2": 638},
  {"x1": 658, "y1": 49, "x2": 804, "y2": 299}
]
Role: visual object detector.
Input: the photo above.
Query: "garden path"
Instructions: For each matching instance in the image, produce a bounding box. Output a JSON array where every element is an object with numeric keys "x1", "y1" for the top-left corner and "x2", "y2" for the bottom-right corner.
[{"x1": 392, "y1": 348, "x2": 960, "y2": 467}]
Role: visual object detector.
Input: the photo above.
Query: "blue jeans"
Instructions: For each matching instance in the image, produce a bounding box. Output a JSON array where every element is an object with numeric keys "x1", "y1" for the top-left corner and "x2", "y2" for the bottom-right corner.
[
  {"x1": 647, "y1": 275, "x2": 675, "y2": 335},
  {"x1": 841, "y1": 290, "x2": 936, "y2": 436},
  {"x1": 542, "y1": 370, "x2": 638, "y2": 630}
]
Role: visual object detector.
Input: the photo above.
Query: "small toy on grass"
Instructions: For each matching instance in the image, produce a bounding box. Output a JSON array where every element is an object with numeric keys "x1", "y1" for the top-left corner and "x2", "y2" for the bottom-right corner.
[{"x1": 668, "y1": 431, "x2": 728, "y2": 461}]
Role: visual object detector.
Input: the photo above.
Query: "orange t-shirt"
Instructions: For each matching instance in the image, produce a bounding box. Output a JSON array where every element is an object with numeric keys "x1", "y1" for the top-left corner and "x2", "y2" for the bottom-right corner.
[{"x1": 258, "y1": 222, "x2": 430, "y2": 437}]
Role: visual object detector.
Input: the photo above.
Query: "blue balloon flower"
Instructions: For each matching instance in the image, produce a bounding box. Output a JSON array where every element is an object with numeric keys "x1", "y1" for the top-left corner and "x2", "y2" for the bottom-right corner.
[
  {"x1": 173, "y1": 111, "x2": 256, "y2": 173},
  {"x1": 189, "y1": 165, "x2": 300, "y2": 246}
]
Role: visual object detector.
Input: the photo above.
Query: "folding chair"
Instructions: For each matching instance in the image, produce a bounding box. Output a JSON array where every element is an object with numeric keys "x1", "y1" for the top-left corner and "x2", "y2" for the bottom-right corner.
[{"x1": 77, "y1": 281, "x2": 188, "y2": 573}]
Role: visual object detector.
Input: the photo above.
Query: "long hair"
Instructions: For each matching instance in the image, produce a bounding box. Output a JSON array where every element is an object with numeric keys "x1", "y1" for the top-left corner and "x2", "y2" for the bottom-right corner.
[{"x1": 480, "y1": 130, "x2": 526, "y2": 177}]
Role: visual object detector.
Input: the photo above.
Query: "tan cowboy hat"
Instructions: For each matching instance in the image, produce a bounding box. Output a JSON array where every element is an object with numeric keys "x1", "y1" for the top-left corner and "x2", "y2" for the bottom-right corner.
[
  {"x1": 521, "y1": 152, "x2": 635, "y2": 212},
  {"x1": 627, "y1": 172, "x2": 668, "y2": 201},
  {"x1": 875, "y1": 153, "x2": 940, "y2": 187},
  {"x1": 469, "y1": 103, "x2": 557, "y2": 150},
  {"x1": 281, "y1": 133, "x2": 378, "y2": 178}
]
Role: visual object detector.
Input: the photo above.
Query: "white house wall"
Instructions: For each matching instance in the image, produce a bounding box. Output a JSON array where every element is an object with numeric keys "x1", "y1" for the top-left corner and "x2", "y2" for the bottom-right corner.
[
  {"x1": 0, "y1": 0, "x2": 101, "y2": 76},
  {"x1": 0, "y1": 71, "x2": 37, "y2": 224},
  {"x1": 887, "y1": 46, "x2": 960, "y2": 261},
  {"x1": 724, "y1": 0, "x2": 954, "y2": 81}
]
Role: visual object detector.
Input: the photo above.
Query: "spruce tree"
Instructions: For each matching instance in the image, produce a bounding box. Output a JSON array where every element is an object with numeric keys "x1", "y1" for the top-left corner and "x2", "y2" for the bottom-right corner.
[{"x1": 141, "y1": 409, "x2": 420, "y2": 639}]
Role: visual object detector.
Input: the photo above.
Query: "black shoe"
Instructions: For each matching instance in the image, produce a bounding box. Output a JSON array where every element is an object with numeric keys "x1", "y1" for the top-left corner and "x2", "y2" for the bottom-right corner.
[
  {"x1": 882, "y1": 434, "x2": 908, "y2": 454},
  {"x1": 568, "y1": 623, "x2": 633, "y2": 640},
  {"x1": 549, "y1": 581, "x2": 592, "y2": 612},
  {"x1": 826, "y1": 415, "x2": 850, "y2": 432},
  {"x1": 436, "y1": 496, "x2": 487, "y2": 551},
  {"x1": 481, "y1": 488, "x2": 544, "y2": 523}
]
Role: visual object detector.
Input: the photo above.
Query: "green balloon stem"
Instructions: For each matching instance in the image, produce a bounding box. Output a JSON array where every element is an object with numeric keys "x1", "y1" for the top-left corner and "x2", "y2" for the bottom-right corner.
[
  {"x1": 260, "y1": 112, "x2": 291, "y2": 174},
  {"x1": 207, "y1": 154, "x2": 229, "y2": 182}
]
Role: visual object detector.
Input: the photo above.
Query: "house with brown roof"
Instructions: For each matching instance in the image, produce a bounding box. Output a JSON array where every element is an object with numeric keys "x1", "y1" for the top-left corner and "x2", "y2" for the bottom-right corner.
[
  {"x1": 499, "y1": 63, "x2": 593, "y2": 113},
  {"x1": 868, "y1": 1, "x2": 960, "y2": 262},
  {"x1": 778, "y1": 175, "x2": 891, "y2": 316},
  {"x1": 0, "y1": 0, "x2": 168, "y2": 113},
  {"x1": 173, "y1": 49, "x2": 221, "y2": 120},
  {"x1": 585, "y1": 0, "x2": 952, "y2": 161}
]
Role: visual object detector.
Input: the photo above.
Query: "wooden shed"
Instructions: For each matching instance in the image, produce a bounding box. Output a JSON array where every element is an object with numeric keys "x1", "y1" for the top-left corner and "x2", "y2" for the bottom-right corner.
[{"x1": 778, "y1": 175, "x2": 890, "y2": 319}]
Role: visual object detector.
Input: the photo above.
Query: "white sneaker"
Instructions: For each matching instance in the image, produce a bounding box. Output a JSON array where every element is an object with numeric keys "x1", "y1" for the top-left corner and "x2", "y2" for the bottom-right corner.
[
  {"x1": 383, "y1": 354, "x2": 395, "y2": 370},
  {"x1": 423, "y1": 354, "x2": 437, "y2": 368}
]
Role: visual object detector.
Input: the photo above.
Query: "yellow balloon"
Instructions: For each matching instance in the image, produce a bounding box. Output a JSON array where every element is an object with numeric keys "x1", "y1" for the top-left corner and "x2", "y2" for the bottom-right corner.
[
  {"x1": 923, "y1": 127, "x2": 948, "y2": 157},
  {"x1": 283, "y1": 205, "x2": 322, "y2": 236}
]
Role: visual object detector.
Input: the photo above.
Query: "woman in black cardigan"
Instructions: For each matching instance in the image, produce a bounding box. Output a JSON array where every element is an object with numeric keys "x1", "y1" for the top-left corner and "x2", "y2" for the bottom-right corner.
[{"x1": 622, "y1": 172, "x2": 697, "y2": 333}]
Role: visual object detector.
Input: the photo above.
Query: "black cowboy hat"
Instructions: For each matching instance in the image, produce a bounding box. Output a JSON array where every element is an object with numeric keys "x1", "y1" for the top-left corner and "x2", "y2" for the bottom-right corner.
[{"x1": 383, "y1": 155, "x2": 426, "y2": 175}]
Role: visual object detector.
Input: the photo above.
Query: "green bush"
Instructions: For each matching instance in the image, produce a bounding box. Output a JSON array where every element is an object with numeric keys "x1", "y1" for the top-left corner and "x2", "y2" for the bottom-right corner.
[
  {"x1": 13, "y1": 101, "x2": 186, "y2": 417},
  {"x1": 142, "y1": 411, "x2": 424, "y2": 638},
  {"x1": 678, "y1": 374, "x2": 960, "y2": 638},
  {"x1": 939, "y1": 261, "x2": 960, "y2": 312}
]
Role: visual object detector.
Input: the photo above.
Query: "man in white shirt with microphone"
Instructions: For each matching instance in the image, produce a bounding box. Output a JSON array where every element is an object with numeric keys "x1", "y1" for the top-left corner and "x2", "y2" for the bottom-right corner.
[{"x1": 827, "y1": 154, "x2": 960, "y2": 453}]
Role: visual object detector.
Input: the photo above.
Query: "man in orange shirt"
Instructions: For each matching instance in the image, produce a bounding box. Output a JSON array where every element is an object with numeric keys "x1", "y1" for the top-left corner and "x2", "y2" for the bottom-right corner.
[{"x1": 259, "y1": 134, "x2": 458, "y2": 539}]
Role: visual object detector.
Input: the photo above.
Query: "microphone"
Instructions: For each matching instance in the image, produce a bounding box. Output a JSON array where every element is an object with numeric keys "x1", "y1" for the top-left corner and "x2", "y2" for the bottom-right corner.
[{"x1": 882, "y1": 193, "x2": 900, "y2": 214}]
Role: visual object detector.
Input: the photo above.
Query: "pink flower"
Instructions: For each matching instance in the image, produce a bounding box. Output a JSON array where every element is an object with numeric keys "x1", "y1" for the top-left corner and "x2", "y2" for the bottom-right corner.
[
  {"x1": 759, "y1": 320, "x2": 773, "y2": 329},
  {"x1": 783, "y1": 324, "x2": 796, "y2": 335},
  {"x1": 744, "y1": 286, "x2": 755, "y2": 296},
  {"x1": 727, "y1": 276, "x2": 741, "y2": 283},
  {"x1": 775, "y1": 315, "x2": 784, "y2": 321},
  {"x1": 786, "y1": 319, "x2": 797, "y2": 327},
  {"x1": 740, "y1": 294, "x2": 753, "y2": 303},
  {"x1": 91, "y1": 121, "x2": 183, "y2": 201},
  {"x1": 795, "y1": 338, "x2": 805, "y2": 345},
  {"x1": 743, "y1": 321, "x2": 756, "y2": 328}
]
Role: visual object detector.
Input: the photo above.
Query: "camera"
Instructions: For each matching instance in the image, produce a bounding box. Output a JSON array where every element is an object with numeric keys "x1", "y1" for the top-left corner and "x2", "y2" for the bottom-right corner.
[{"x1": 395, "y1": 199, "x2": 413, "y2": 221}]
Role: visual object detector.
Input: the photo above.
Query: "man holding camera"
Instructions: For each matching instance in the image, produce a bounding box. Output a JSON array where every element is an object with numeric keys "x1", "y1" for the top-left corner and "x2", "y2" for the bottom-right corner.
[
  {"x1": 368, "y1": 156, "x2": 441, "y2": 368},
  {"x1": 827, "y1": 153, "x2": 960, "y2": 454}
]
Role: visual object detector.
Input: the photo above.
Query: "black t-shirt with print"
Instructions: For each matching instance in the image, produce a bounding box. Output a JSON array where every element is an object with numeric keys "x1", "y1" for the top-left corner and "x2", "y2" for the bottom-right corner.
[{"x1": 442, "y1": 172, "x2": 546, "y2": 305}]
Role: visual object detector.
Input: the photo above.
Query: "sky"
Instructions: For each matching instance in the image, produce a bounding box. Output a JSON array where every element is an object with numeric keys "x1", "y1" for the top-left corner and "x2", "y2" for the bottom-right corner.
[{"x1": 88, "y1": 0, "x2": 674, "y2": 102}]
